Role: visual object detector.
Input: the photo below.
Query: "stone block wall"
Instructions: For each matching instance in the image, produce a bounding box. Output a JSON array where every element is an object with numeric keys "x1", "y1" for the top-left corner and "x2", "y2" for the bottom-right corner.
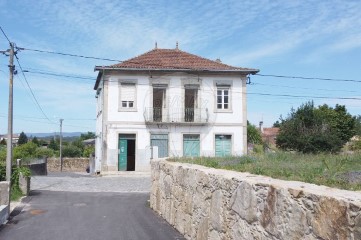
[
  {"x1": 150, "y1": 159, "x2": 361, "y2": 240},
  {"x1": 0, "y1": 181, "x2": 9, "y2": 206},
  {"x1": 47, "y1": 158, "x2": 89, "y2": 172}
]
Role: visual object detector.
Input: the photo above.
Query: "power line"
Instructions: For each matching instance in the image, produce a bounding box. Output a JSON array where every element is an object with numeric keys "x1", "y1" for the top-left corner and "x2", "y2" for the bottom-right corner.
[
  {"x1": 255, "y1": 74, "x2": 361, "y2": 83},
  {"x1": 251, "y1": 82, "x2": 358, "y2": 93},
  {"x1": 248, "y1": 92, "x2": 361, "y2": 100},
  {"x1": 0, "y1": 26, "x2": 11, "y2": 43},
  {"x1": 14, "y1": 53, "x2": 54, "y2": 123},
  {"x1": 18, "y1": 47, "x2": 121, "y2": 62},
  {"x1": 24, "y1": 69, "x2": 95, "y2": 80}
]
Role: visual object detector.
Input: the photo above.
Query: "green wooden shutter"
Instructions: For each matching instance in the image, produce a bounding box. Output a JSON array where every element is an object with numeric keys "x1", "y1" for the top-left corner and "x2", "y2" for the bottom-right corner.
[
  {"x1": 215, "y1": 135, "x2": 232, "y2": 157},
  {"x1": 183, "y1": 134, "x2": 200, "y2": 157},
  {"x1": 151, "y1": 134, "x2": 168, "y2": 158}
]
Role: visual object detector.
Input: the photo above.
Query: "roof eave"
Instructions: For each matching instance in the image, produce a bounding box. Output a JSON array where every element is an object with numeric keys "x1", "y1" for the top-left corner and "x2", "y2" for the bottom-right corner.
[
  {"x1": 94, "y1": 66, "x2": 259, "y2": 73},
  {"x1": 93, "y1": 66, "x2": 259, "y2": 90}
]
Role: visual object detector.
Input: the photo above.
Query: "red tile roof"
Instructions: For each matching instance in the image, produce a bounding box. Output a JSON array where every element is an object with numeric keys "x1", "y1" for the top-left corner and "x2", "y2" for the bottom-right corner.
[
  {"x1": 94, "y1": 47, "x2": 259, "y2": 89},
  {"x1": 101, "y1": 48, "x2": 258, "y2": 72}
]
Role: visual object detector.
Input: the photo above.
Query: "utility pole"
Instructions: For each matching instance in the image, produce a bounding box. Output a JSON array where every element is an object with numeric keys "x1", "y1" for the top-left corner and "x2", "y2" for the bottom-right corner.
[
  {"x1": 59, "y1": 119, "x2": 63, "y2": 171},
  {"x1": 5, "y1": 43, "x2": 14, "y2": 182},
  {"x1": 0, "y1": 42, "x2": 15, "y2": 218}
]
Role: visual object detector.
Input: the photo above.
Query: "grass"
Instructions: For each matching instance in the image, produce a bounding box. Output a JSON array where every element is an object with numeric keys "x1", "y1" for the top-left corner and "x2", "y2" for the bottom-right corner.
[{"x1": 169, "y1": 152, "x2": 361, "y2": 191}]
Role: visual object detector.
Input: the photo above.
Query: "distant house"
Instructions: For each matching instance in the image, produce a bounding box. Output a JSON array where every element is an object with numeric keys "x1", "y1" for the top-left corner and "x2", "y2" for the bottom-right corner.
[
  {"x1": 93, "y1": 45, "x2": 259, "y2": 173},
  {"x1": 82, "y1": 138, "x2": 95, "y2": 146},
  {"x1": 0, "y1": 133, "x2": 20, "y2": 146},
  {"x1": 261, "y1": 128, "x2": 280, "y2": 146}
]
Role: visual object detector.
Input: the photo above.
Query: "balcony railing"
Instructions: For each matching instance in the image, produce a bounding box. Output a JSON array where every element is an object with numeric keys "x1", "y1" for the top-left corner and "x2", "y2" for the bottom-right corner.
[{"x1": 144, "y1": 107, "x2": 209, "y2": 124}]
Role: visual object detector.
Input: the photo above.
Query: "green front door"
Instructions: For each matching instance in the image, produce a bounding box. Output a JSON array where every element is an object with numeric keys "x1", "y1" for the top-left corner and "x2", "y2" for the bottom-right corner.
[
  {"x1": 215, "y1": 135, "x2": 232, "y2": 157},
  {"x1": 118, "y1": 139, "x2": 127, "y2": 171},
  {"x1": 183, "y1": 134, "x2": 200, "y2": 157}
]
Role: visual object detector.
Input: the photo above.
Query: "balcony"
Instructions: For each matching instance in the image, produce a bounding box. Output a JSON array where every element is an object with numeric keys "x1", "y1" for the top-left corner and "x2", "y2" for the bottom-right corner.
[{"x1": 144, "y1": 107, "x2": 209, "y2": 125}]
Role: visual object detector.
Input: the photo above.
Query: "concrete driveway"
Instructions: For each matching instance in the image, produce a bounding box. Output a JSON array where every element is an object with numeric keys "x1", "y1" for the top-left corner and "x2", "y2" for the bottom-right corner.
[{"x1": 0, "y1": 173, "x2": 184, "y2": 240}]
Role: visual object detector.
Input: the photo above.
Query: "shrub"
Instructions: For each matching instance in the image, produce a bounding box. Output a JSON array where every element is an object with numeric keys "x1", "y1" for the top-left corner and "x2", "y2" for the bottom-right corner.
[
  {"x1": 62, "y1": 145, "x2": 82, "y2": 157},
  {"x1": 35, "y1": 148, "x2": 54, "y2": 158}
]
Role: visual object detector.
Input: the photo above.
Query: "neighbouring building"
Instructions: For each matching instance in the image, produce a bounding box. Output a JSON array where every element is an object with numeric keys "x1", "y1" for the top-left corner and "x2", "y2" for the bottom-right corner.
[
  {"x1": 261, "y1": 127, "x2": 280, "y2": 146},
  {"x1": 0, "y1": 133, "x2": 20, "y2": 146},
  {"x1": 94, "y1": 44, "x2": 259, "y2": 172}
]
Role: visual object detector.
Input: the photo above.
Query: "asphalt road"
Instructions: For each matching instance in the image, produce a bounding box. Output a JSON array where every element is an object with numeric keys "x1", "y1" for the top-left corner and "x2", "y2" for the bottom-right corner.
[{"x1": 0, "y1": 173, "x2": 184, "y2": 240}]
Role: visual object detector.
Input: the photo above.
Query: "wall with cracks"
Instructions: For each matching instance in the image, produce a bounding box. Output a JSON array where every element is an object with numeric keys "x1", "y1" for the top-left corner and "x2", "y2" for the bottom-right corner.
[{"x1": 150, "y1": 159, "x2": 361, "y2": 240}]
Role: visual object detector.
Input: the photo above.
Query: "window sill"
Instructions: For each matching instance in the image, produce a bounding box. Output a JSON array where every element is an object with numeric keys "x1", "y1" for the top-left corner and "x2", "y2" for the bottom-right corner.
[
  {"x1": 118, "y1": 108, "x2": 138, "y2": 112},
  {"x1": 214, "y1": 109, "x2": 233, "y2": 113}
]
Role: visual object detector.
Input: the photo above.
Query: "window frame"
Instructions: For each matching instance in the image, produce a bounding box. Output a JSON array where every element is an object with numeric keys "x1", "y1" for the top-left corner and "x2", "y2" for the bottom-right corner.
[
  {"x1": 118, "y1": 81, "x2": 137, "y2": 112},
  {"x1": 215, "y1": 85, "x2": 232, "y2": 112}
]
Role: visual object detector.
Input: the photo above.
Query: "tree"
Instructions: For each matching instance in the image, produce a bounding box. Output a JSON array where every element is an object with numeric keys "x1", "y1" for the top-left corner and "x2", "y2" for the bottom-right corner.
[
  {"x1": 18, "y1": 132, "x2": 28, "y2": 145},
  {"x1": 276, "y1": 101, "x2": 356, "y2": 153},
  {"x1": 0, "y1": 139, "x2": 6, "y2": 145},
  {"x1": 48, "y1": 138, "x2": 59, "y2": 151},
  {"x1": 247, "y1": 121, "x2": 262, "y2": 144},
  {"x1": 62, "y1": 145, "x2": 82, "y2": 157},
  {"x1": 13, "y1": 142, "x2": 37, "y2": 160},
  {"x1": 32, "y1": 136, "x2": 40, "y2": 146},
  {"x1": 273, "y1": 120, "x2": 281, "y2": 127},
  {"x1": 355, "y1": 115, "x2": 361, "y2": 136},
  {"x1": 80, "y1": 132, "x2": 95, "y2": 140}
]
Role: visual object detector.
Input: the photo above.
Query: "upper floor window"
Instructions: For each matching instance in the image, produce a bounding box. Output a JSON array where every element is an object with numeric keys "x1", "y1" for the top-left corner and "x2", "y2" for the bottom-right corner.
[
  {"x1": 217, "y1": 87, "x2": 230, "y2": 110},
  {"x1": 119, "y1": 83, "x2": 136, "y2": 111}
]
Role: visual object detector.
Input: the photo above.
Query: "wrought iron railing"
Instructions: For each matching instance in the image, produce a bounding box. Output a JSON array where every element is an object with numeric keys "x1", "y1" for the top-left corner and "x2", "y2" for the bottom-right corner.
[{"x1": 144, "y1": 107, "x2": 208, "y2": 123}]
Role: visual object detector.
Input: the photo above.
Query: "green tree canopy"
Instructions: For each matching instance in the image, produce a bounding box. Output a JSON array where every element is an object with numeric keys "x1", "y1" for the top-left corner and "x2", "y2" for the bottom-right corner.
[
  {"x1": 48, "y1": 138, "x2": 59, "y2": 151},
  {"x1": 247, "y1": 121, "x2": 262, "y2": 144},
  {"x1": 80, "y1": 132, "x2": 95, "y2": 140},
  {"x1": 0, "y1": 139, "x2": 6, "y2": 145},
  {"x1": 32, "y1": 136, "x2": 40, "y2": 146},
  {"x1": 276, "y1": 101, "x2": 356, "y2": 153},
  {"x1": 17, "y1": 132, "x2": 28, "y2": 145}
]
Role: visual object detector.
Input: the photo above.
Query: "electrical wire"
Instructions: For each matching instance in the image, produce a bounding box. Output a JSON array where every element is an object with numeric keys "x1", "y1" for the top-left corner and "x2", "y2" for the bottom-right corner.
[
  {"x1": 255, "y1": 74, "x2": 361, "y2": 83},
  {"x1": 0, "y1": 26, "x2": 11, "y2": 43},
  {"x1": 14, "y1": 53, "x2": 54, "y2": 123},
  {"x1": 19, "y1": 47, "x2": 121, "y2": 62}
]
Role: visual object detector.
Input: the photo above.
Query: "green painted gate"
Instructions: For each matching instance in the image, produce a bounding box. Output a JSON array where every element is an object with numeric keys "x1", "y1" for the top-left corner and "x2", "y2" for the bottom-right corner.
[
  {"x1": 215, "y1": 135, "x2": 232, "y2": 157},
  {"x1": 151, "y1": 134, "x2": 168, "y2": 158},
  {"x1": 183, "y1": 134, "x2": 200, "y2": 157},
  {"x1": 118, "y1": 139, "x2": 127, "y2": 171}
]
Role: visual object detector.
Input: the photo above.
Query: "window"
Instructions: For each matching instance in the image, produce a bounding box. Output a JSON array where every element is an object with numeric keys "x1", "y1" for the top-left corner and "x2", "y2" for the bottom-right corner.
[
  {"x1": 217, "y1": 87, "x2": 230, "y2": 110},
  {"x1": 119, "y1": 83, "x2": 136, "y2": 110}
]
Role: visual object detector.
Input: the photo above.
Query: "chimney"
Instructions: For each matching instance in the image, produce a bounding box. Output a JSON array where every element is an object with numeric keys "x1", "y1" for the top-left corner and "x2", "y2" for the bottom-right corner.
[{"x1": 259, "y1": 121, "x2": 264, "y2": 133}]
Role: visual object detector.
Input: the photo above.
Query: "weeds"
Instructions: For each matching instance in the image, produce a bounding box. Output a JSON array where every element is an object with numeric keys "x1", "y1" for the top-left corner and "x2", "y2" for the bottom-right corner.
[{"x1": 170, "y1": 152, "x2": 361, "y2": 191}]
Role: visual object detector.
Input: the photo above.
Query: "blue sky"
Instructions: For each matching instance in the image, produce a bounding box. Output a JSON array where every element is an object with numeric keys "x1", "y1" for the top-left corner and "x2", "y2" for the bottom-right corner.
[{"x1": 0, "y1": 0, "x2": 360, "y2": 134}]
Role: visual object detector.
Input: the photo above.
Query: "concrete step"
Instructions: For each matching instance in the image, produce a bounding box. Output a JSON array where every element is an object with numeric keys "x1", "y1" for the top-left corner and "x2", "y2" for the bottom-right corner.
[
  {"x1": 100, "y1": 171, "x2": 151, "y2": 177},
  {"x1": 0, "y1": 205, "x2": 8, "y2": 225}
]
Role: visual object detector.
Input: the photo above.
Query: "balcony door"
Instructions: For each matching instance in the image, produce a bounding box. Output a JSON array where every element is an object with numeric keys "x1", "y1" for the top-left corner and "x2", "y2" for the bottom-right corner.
[
  {"x1": 153, "y1": 87, "x2": 166, "y2": 122},
  {"x1": 184, "y1": 86, "x2": 198, "y2": 122}
]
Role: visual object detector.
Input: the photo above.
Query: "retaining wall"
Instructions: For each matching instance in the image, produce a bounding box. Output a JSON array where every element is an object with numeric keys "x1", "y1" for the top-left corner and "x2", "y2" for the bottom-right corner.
[
  {"x1": 150, "y1": 159, "x2": 361, "y2": 240},
  {"x1": 47, "y1": 158, "x2": 89, "y2": 172},
  {"x1": 0, "y1": 181, "x2": 9, "y2": 225}
]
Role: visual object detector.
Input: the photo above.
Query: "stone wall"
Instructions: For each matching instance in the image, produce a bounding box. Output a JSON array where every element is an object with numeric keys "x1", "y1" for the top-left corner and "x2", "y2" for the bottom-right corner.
[
  {"x1": 47, "y1": 158, "x2": 89, "y2": 172},
  {"x1": 150, "y1": 159, "x2": 361, "y2": 240},
  {"x1": 0, "y1": 181, "x2": 9, "y2": 206}
]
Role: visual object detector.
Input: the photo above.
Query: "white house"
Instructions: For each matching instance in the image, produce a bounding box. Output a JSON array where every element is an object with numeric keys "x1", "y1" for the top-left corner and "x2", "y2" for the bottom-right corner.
[{"x1": 94, "y1": 45, "x2": 259, "y2": 172}]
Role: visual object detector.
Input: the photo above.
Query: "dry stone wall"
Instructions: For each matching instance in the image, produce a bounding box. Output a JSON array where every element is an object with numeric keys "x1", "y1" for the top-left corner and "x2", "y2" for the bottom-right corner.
[
  {"x1": 150, "y1": 159, "x2": 361, "y2": 240},
  {"x1": 47, "y1": 158, "x2": 89, "y2": 172}
]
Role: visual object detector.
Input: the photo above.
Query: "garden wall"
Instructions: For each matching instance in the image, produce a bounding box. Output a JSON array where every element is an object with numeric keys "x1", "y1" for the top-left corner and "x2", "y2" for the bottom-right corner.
[
  {"x1": 0, "y1": 181, "x2": 9, "y2": 225},
  {"x1": 150, "y1": 159, "x2": 361, "y2": 240},
  {"x1": 47, "y1": 157, "x2": 89, "y2": 172}
]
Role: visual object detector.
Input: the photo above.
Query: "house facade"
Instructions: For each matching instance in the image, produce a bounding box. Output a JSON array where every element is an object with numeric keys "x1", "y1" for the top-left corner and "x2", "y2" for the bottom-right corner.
[{"x1": 94, "y1": 46, "x2": 259, "y2": 172}]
